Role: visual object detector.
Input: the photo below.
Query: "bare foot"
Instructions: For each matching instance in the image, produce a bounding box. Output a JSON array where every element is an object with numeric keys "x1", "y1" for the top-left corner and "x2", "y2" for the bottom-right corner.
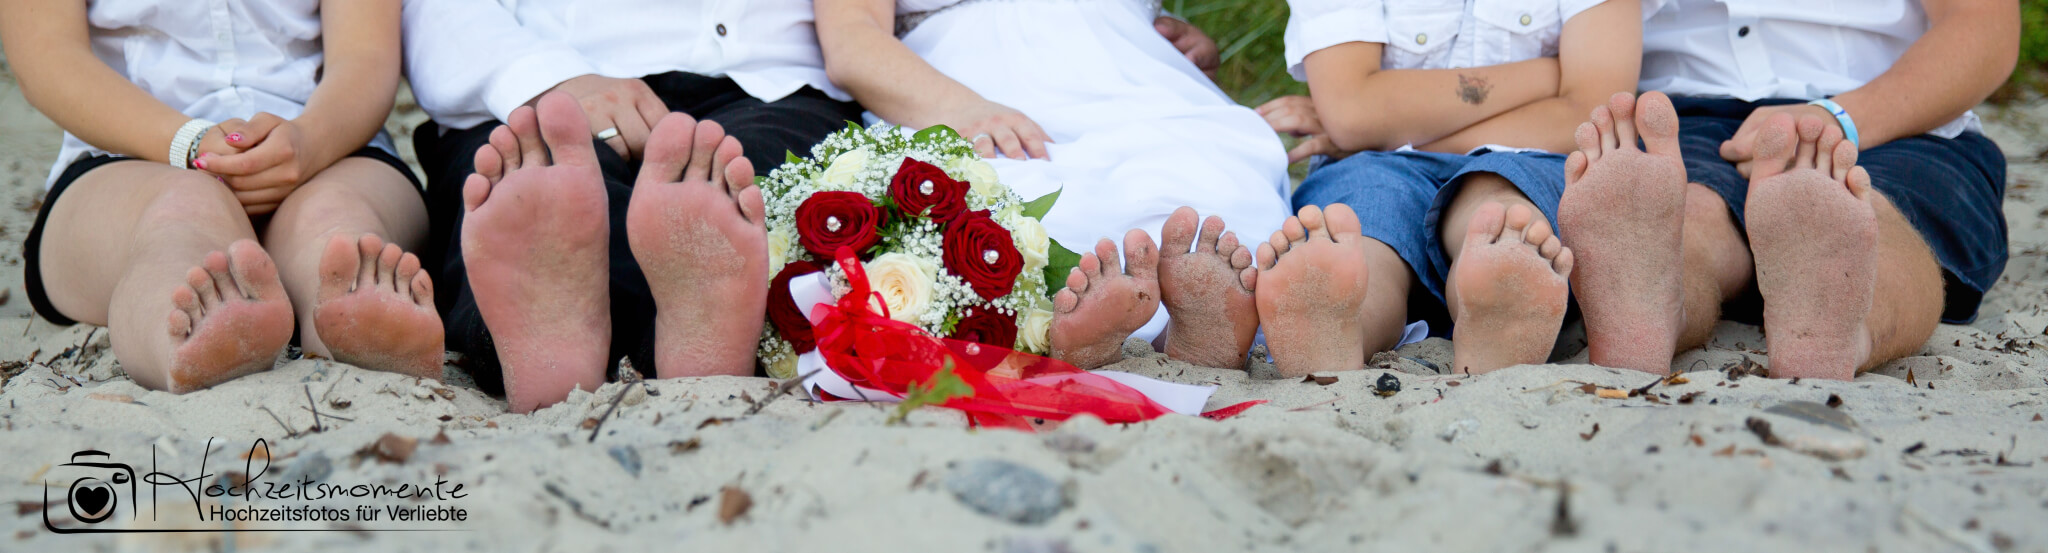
[
  {"x1": 160, "y1": 240, "x2": 294, "y2": 393},
  {"x1": 460, "y1": 92, "x2": 611, "y2": 412},
  {"x1": 1254, "y1": 204, "x2": 1369, "y2": 377},
  {"x1": 1049, "y1": 230, "x2": 1162, "y2": 370},
  {"x1": 311, "y1": 234, "x2": 444, "y2": 378},
  {"x1": 1158, "y1": 207, "x2": 1259, "y2": 369},
  {"x1": 626, "y1": 114, "x2": 768, "y2": 378},
  {"x1": 1746, "y1": 114, "x2": 1877, "y2": 380},
  {"x1": 1444, "y1": 203, "x2": 1574, "y2": 375},
  {"x1": 1557, "y1": 92, "x2": 1688, "y2": 374}
]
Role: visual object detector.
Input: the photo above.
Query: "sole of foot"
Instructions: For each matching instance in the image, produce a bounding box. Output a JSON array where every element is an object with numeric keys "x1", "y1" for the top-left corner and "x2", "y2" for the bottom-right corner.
[
  {"x1": 161, "y1": 239, "x2": 294, "y2": 393},
  {"x1": 1557, "y1": 91, "x2": 1688, "y2": 374},
  {"x1": 1049, "y1": 229, "x2": 1162, "y2": 370},
  {"x1": 460, "y1": 92, "x2": 612, "y2": 413},
  {"x1": 1445, "y1": 202, "x2": 1574, "y2": 375},
  {"x1": 1254, "y1": 204, "x2": 1369, "y2": 378},
  {"x1": 313, "y1": 233, "x2": 444, "y2": 378},
  {"x1": 1746, "y1": 114, "x2": 1877, "y2": 380},
  {"x1": 625, "y1": 114, "x2": 768, "y2": 379},
  {"x1": 1157, "y1": 207, "x2": 1260, "y2": 369}
]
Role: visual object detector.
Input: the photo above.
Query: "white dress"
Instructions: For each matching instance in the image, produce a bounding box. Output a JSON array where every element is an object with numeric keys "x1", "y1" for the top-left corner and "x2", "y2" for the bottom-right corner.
[{"x1": 884, "y1": 0, "x2": 1294, "y2": 343}]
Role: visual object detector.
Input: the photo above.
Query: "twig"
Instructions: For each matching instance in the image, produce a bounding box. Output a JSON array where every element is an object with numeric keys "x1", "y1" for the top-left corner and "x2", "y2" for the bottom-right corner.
[
  {"x1": 586, "y1": 381, "x2": 642, "y2": 443},
  {"x1": 320, "y1": 366, "x2": 349, "y2": 404},
  {"x1": 1903, "y1": 506, "x2": 1994, "y2": 553},
  {"x1": 259, "y1": 406, "x2": 300, "y2": 438},
  {"x1": 296, "y1": 407, "x2": 354, "y2": 421},
  {"x1": 304, "y1": 385, "x2": 324, "y2": 432},
  {"x1": 745, "y1": 369, "x2": 822, "y2": 416}
]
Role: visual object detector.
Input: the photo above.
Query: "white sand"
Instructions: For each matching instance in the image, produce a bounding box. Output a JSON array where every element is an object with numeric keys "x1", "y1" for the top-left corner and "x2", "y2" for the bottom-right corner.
[{"x1": 2, "y1": 60, "x2": 2046, "y2": 551}]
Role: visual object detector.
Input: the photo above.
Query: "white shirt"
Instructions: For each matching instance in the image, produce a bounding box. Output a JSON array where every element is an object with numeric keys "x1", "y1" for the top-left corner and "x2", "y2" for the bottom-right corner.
[
  {"x1": 403, "y1": 0, "x2": 848, "y2": 131},
  {"x1": 1284, "y1": 0, "x2": 1610, "y2": 79},
  {"x1": 48, "y1": 0, "x2": 392, "y2": 188},
  {"x1": 1640, "y1": 0, "x2": 1978, "y2": 137}
]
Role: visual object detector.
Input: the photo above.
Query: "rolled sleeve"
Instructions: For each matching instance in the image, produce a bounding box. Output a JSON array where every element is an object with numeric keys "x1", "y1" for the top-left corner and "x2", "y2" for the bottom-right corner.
[
  {"x1": 1559, "y1": 0, "x2": 1611, "y2": 23},
  {"x1": 1284, "y1": 0, "x2": 1386, "y2": 81},
  {"x1": 402, "y1": 0, "x2": 597, "y2": 130},
  {"x1": 480, "y1": 50, "x2": 599, "y2": 124}
]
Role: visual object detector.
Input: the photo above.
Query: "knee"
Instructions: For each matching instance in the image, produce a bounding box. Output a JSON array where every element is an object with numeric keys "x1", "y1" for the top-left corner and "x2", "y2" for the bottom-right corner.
[{"x1": 143, "y1": 173, "x2": 246, "y2": 225}]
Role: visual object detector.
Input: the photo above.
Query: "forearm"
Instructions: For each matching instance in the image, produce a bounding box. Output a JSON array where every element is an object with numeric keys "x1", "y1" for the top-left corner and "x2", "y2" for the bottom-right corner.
[
  {"x1": 1829, "y1": 0, "x2": 2017, "y2": 148},
  {"x1": 1309, "y1": 56, "x2": 1559, "y2": 152},
  {"x1": 296, "y1": 0, "x2": 401, "y2": 171},
  {"x1": 816, "y1": 0, "x2": 986, "y2": 128},
  {"x1": 1, "y1": 0, "x2": 193, "y2": 163},
  {"x1": 1417, "y1": 95, "x2": 1593, "y2": 154}
]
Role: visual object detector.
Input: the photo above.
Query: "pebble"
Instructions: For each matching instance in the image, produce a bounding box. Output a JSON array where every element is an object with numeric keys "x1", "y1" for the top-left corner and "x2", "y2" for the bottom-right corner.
[
  {"x1": 945, "y1": 459, "x2": 1068, "y2": 525},
  {"x1": 411, "y1": 386, "x2": 433, "y2": 400},
  {"x1": 608, "y1": 445, "x2": 642, "y2": 478},
  {"x1": 1439, "y1": 419, "x2": 1479, "y2": 443},
  {"x1": 1764, "y1": 401, "x2": 1860, "y2": 432},
  {"x1": 621, "y1": 383, "x2": 648, "y2": 406}
]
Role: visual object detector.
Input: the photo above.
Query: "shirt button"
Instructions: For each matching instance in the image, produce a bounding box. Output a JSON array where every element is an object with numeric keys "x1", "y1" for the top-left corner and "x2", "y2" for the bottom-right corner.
[
  {"x1": 1519, "y1": 14, "x2": 1532, "y2": 26},
  {"x1": 1737, "y1": 25, "x2": 1750, "y2": 38},
  {"x1": 1415, "y1": 33, "x2": 1428, "y2": 45},
  {"x1": 716, "y1": 23, "x2": 728, "y2": 37}
]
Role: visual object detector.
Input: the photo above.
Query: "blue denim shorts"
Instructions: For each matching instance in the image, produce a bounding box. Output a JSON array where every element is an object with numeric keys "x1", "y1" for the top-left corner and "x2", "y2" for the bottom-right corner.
[
  {"x1": 1670, "y1": 96, "x2": 2008, "y2": 324},
  {"x1": 1292, "y1": 149, "x2": 1568, "y2": 307}
]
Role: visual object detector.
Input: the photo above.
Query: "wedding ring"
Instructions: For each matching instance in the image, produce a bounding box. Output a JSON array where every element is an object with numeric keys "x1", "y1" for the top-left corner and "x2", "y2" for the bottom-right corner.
[
  {"x1": 596, "y1": 127, "x2": 621, "y2": 141},
  {"x1": 971, "y1": 133, "x2": 991, "y2": 143}
]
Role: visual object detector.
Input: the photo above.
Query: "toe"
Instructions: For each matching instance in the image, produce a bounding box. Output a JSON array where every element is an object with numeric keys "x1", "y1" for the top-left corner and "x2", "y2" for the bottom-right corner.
[
  {"x1": 355, "y1": 236, "x2": 382, "y2": 289},
  {"x1": 1509, "y1": 205, "x2": 1549, "y2": 246},
  {"x1": 1793, "y1": 116, "x2": 1827, "y2": 169},
  {"x1": 1267, "y1": 229, "x2": 1294, "y2": 258},
  {"x1": 1219, "y1": 231, "x2": 1249, "y2": 268},
  {"x1": 1297, "y1": 205, "x2": 1328, "y2": 241},
  {"x1": 1608, "y1": 92, "x2": 1639, "y2": 149},
  {"x1": 1590, "y1": 104, "x2": 1618, "y2": 152},
  {"x1": 715, "y1": 135, "x2": 748, "y2": 196},
  {"x1": 411, "y1": 270, "x2": 435, "y2": 307},
  {"x1": 1830, "y1": 137, "x2": 1859, "y2": 182},
  {"x1": 639, "y1": 112, "x2": 699, "y2": 185},
  {"x1": 1537, "y1": 233, "x2": 1563, "y2": 260},
  {"x1": 376, "y1": 243, "x2": 403, "y2": 289},
  {"x1": 397, "y1": 252, "x2": 424, "y2": 298},
  {"x1": 1123, "y1": 228, "x2": 1160, "y2": 280},
  {"x1": 507, "y1": 105, "x2": 547, "y2": 166},
  {"x1": 1846, "y1": 166, "x2": 1874, "y2": 200},
  {"x1": 1079, "y1": 250, "x2": 1105, "y2": 278},
  {"x1": 535, "y1": 92, "x2": 599, "y2": 167},
  {"x1": 736, "y1": 183, "x2": 767, "y2": 226},
  {"x1": 1092, "y1": 238, "x2": 1121, "y2": 276},
  {"x1": 1565, "y1": 150, "x2": 1589, "y2": 185},
  {"x1": 188, "y1": 266, "x2": 222, "y2": 310},
  {"x1": 1065, "y1": 266, "x2": 1091, "y2": 294},
  {"x1": 172, "y1": 284, "x2": 203, "y2": 323},
  {"x1": 1256, "y1": 242, "x2": 1279, "y2": 271},
  {"x1": 1573, "y1": 122, "x2": 1603, "y2": 163},
  {"x1": 204, "y1": 250, "x2": 238, "y2": 301},
  {"x1": 1467, "y1": 202, "x2": 1509, "y2": 248},
  {"x1": 686, "y1": 120, "x2": 727, "y2": 185},
  {"x1": 1054, "y1": 287, "x2": 1080, "y2": 314},
  {"x1": 1323, "y1": 203, "x2": 1363, "y2": 238},
  {"x1": 1160, "y1": 206, "x2": 1199, "y2": 257},
  {"x1": 1196, "y1": 215, "x2": 1225, "y2": 255},
  {"x1": 1280, "y1": 215, "x2": 1308, "y2": 245},
  {"x1": 317, "y1": 235, "x2": 357, "y2": 303},
  {"x1": 1635, "y1": 92, "x2": 1683, "y2": 156},
  {"x1": 462, "y1": 173, "x2": 492, "y2": 213},
  {"x1": 1239, "y1": 266, "x2": 1258, "y2": 292},
  {"x1": 168, "y1": 309, "x2": 194, "y2": 341},
  {"x1": 1750, "y1": 114, "x2": 1800, "y2": 180},
  {"x1": 226, "y1": 240, "x2": 284, "y2": 302},
  {"x1": 1552, "y1": 246, "x2": 1576, "y2": 277},
  {"x1": 487, "y1": 125, "x2": 520, "y2": 174}
]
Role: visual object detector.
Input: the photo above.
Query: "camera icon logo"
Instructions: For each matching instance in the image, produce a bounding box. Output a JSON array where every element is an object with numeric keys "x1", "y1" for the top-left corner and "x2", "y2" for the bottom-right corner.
[{"x1": 44, "y1": 450, "x2": 136, "y2": 533}]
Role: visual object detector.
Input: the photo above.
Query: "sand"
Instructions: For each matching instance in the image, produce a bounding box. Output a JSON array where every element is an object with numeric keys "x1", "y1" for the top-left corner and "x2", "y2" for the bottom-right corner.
[{"x1": 2, "y1": 58, "x2": 2046, "y2": 551}]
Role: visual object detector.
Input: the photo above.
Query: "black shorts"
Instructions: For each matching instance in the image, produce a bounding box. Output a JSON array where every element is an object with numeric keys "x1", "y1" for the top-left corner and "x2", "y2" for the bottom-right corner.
[
  {"x1": 1669, "y1": 96, "x2": 2009, "y2": 324},
  {"x1": 22, "y1": 147, "x2": 422, "y2": 326}
]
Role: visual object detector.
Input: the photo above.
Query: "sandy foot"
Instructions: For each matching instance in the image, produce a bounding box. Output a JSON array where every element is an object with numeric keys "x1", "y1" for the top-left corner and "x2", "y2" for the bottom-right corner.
[
  {"x1": 459, "y1": 92, "x2": 612, "y2": 413},
  {"x1": 1255, "y1": 204, "x2": 1369, "y2": 377},
  {"x1": 1445, "y1": 202, "x2": 1573, "y2": 375},
  {"x1": 162, "y1": 240, "x2": 293, "y2": 393},
  {"x1": 1050, "y1": 230, "x2": 1161, "y2": 370},
  {"x1": 1558, "y1": 92, "x2": 1689, "y2": 374},
  {"x1": 625, "y1": 115, "x2": 768, "y2": 379},
  {"x1": 312, "y1": 234, "x2": 443, "y2": 378},
  {"x1": 1747, "y1": 115, "x2": 1878, "y2": 380},
  {"x1": 1158, "y1": 207, "x2": 1260, "y2": 369}
]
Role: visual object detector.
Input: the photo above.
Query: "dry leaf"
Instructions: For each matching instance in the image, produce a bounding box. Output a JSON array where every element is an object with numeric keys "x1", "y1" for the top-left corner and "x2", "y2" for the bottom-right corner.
[
  {"x1": 669, "y1": 438, "x2": 702, "y2": 455},
  {"x1": 1906, "y1": 368, "x2": 1916, "y2": 386},
  {"x1": 1579, "y1": 423, "x2": 1601, "y2": 441},
  {"x1": 1577, "y1": 383, "x2": 1598, "y2": 395},
  {"x1": 1714, "y1": 444, "x2": 1737, "y2": 457},
  {"x1": 361, "y1": 433, "x2": 418, "y2": 464},
  {"x1": 717, "y1": 486, "x2": 752, "y2": 525},
  {"x1": 1689, "y1": 434, "x2": 1705, "y2": 447},
  {"x1": 1301, "y1": 375, "x2": 1338, "y2": 386},
  {"x1": 1595, "y1": 388, "x2": 1628, "y2": 399},
  {"x1": 85, "y1": 393, "x2": 134, "y2": 404},
  {"x1": 430, "y1": 430, "x2": 451, "y2": 445}
]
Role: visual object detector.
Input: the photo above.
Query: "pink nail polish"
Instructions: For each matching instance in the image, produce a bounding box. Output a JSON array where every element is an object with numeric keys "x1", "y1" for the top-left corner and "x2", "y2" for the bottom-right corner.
[
  {"x1": 227, "y1": 133, "x2": 242, "y2": 142},
  {"x1": 194, "y1": 159, "x2": 207, "y2": 169}
]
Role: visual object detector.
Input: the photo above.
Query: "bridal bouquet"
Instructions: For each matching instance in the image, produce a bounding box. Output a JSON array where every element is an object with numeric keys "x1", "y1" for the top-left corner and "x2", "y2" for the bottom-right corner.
[{"x1": 755, "y1": 124, "x2": 1074, "y2": 378}]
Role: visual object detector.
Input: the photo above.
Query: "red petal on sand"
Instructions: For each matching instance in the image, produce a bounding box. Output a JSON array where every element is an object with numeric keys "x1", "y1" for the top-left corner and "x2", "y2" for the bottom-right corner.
[{"x1": 1201, "y1": 401, "x2": 1266, "y2": 420}]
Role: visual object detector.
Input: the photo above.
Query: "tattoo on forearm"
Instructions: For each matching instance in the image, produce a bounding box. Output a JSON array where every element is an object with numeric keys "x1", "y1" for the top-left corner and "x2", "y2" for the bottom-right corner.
[{"x1": 1456, "y1": 74, "x2": 1493, "y2": 105}]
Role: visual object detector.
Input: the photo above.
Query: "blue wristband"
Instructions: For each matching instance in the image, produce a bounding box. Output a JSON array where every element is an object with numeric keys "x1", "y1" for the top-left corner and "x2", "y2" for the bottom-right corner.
[{"x1": 1807, "y1": 98, "x2": 1859, "y2": 148}]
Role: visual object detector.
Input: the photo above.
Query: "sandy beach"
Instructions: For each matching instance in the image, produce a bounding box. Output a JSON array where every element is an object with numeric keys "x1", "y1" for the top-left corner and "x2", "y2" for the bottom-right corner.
[{"x1": 3, "y1": 59, "x2": 2047, "y2": 551}]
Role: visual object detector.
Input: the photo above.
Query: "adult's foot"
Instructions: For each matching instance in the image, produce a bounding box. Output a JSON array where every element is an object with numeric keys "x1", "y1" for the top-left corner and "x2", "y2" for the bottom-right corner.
[
  {"x1": 312, "y1": 234, "x2": 444, "y2": 379},
  {"x1": 626, "y1": 114, "x2": 768, "y2": 378},
  {"x1": 1746, "y1": 115, "x2": 1877, "y2": 380},
  {"x1": 1157, "y1": 207, "x2": 1259, "y2": 369},
  {"x1": 1557, "y1": 92, "x2": 1688, "y2": 374},
  {"x1": 1048, "y1": 230, "x2": 1162, "y2": 370},
  {"x1": 1254, "y1": 204, "x2": 1369, "y2": 377},
  {"x1": 1444, "y1": 202, "x2": 1574, "y2": 374},
  {"x1": 460, "y1": 92, "x2": 612, "y2": 412},
  {"x1": 160, "y1": 240, "x2": 294, "y2": 393}
]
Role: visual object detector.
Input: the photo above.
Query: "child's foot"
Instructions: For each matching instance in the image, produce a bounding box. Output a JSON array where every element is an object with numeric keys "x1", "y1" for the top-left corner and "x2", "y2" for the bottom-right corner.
[
  {"x1": 1445, "y1": 203, "x2": 1574, "y2": 375},
  {"x1": 1157, "y1": 207, "x2": 1259, "y2": 369},
  {"x1": 161, "y1": 240, "x2": 294, "y2": 393},
  {"x1": 1049, "y1": 230, "x2": 1162, "y2": 370},
  {"x1": 626, "y1": 114, "x2": 768, "y2": 379},
  {"x1": 312, "y1": 234, "x2": 444, "y2": 379},
  {"x1": 460, "y1": 92, "x2": 612, "y2": 412},
  {"x1": 1746, "y1": 115, "x2": 1877, "y2": 380},
  {"x1": 1254, "y1": 204, "x2": 1369, "y2": 377},
  {"x1": 1557, "y1": 92, "x2": 1688, "y2": 374}
]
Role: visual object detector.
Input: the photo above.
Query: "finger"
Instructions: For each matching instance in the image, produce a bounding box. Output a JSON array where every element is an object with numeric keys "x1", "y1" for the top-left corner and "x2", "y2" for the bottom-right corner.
[
  {"x1": 214, "y1": 119, "x2": 249, "y2": 145},
  {"x1": 1019, "y1": 122, "x2": 1053, "y2": 161},
  {"x1": 1734, "y1": 160, "x2": 1753, "y2": 180},
  {"x1": 634, "y1": 95, "x2": 670, "y2": 158},
  {"x1": 994, "y1": 127, "x2": 1027, "y2": 161},
  {"x1": 235, "y1": 113, "x2": 287, "y2": 147},
  {"x1": 242, "y1": 202, "x2": 281, "y2": 216},
  {"x1": 614, "y1": 111, "x2": 653, "y2": 161},
  {"x1": 202, "y1": 141, "x2": 292, "y2": 176},
  {"x1": 231, "y1": 184, "x2": 293, "y2": 206},
  {"x1": 973, "y1": 133, "x2": 997, "y2": 159},
  {"x1": 1287, "y1": 138, "x2": 1327, "y2": 165}
]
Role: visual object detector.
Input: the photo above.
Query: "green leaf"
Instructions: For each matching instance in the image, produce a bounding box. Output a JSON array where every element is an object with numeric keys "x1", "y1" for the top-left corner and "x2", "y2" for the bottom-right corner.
[
  {"x1": 913, "y1": 124, "x2": 962, "y2": 143},
  {"x1": 1041, "y1": 238, "x2": 1082, "y2": 294},
  {"x1": 1019, "y1": 188, "x2": 1061, "y2": 221},
  {"x1": 888, "y1": 359, "x2": 974, "y2": 425},
  {"x1": 785, "y1": 150, "x2": 802, "y2": 166}
]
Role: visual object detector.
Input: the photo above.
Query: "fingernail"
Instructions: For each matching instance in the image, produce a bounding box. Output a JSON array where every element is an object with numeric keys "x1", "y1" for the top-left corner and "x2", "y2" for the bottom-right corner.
[
  {"x1": 227, "y1": 133, "x2": 242, "y2": 142},
  {"x1": 194, "y1": 159, "x2": 207, "y2": 169}
]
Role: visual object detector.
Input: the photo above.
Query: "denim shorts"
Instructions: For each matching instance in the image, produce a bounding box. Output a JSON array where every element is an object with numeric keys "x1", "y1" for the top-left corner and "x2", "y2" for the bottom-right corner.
[
  {"x1": 1670, "y1": 96, "x2": 2008, "y2": 324},
  {"x1": 1292, "y1": 149, "x2": 1568, "y2": 307}
]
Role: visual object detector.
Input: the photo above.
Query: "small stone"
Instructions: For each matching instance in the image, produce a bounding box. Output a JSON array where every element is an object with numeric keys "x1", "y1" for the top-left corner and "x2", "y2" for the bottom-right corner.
[
  {"x1": 1440, "y1": 419, "x2": 1479, "y2": 443},
  {"x1": 411, "y1": 386, "x2": 434, "y2": 400},
  {"x1": 608, "y1": 445, "x2": 642, "y2": 478},
  {"x1": 620, "y1": 383, "x2": 648, "y2": 406},
  {"x1": 945, "y1": 459, "x2": 1068, "y2": 525},
  {"x1": 1764, "y1": 401, "x2": 1860, "y2": 432},
  {"x1": 1375, "y1": 373, "x2": 1401, "y2": 396}
]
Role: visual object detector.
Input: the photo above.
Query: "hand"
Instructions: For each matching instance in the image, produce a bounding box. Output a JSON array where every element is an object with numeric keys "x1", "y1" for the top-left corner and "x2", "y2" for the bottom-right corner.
[
  {"x1": 1718, "y1": 103, "x2": 1841, "y2": 179},
  {"x1": 195, "y1": 112, "x2": 313, "y2": 215},
  {"x1": 536, "y1": 74, "x2": 668, "y2": 161},
  {"x1": 951, "y1": 100, "x2": 1053, "y2": 161},
  {"x1": 1257, "y1": 95, "x2": 1347, "y2": 164},
  {"x1": 1154, "y1": 16, "x2": 1220, "y2": 79}
]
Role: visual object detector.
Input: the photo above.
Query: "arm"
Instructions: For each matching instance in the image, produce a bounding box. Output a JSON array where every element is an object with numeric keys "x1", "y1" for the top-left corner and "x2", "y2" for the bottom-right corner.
[
  {"x1": 1154, "y1": 16, "x2": 1221, "y2": 79},
  {"x1": 1300, "y1": 43, "x2": 1561, "y2": 152},
  {"x1": 294, "y1": 0, "x2": 403, "y2": 175},
  {"x1": 1419, "y1": 0, "x2": 1641, "y2": 154},
  {"x1": 0, "y1": 0, "x2": 228, "y2": 163},
  {"x1": 815, "y1": 0, "x2": 1051, "y2": 160}
]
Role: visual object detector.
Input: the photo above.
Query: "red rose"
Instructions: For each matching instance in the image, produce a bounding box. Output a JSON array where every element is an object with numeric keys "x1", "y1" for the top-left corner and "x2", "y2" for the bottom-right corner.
[
  {"x1": 767, "y1": 260, "x2": 825, "y2": 352},
  {"x1": 949, "y1": 306, "x2": 1018, "y2": 349},
  {"x1": 889, "y1": 158, "x2": 968, "y2": 222},
  {"x1": 942, "y1": 210, "x2": 1024, "y2": 300},
  {"x1": 795, "y1": 191, "x2": 882, "y2": 259}
]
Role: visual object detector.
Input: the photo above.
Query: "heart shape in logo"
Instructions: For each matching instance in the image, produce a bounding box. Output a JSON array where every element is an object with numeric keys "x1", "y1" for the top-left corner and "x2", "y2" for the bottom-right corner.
[{"x1": 73, "y1": 484, "x2": 111, "y2": 518}]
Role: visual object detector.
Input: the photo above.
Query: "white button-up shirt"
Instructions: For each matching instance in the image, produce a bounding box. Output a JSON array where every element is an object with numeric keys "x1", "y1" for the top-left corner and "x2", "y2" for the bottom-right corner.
[
  {"x1": 1284, "y1": 0, "x2": 1610, "y2": 79},
  {"x1": 1640, "y1": 0, "x2": 1978, "y2": 137},
  {"x1": 403, "y1": 0, "x2": 848, "y2": 131},
  {"x1": 47, "y1": 0, "x2": 392, "y2": 187}
]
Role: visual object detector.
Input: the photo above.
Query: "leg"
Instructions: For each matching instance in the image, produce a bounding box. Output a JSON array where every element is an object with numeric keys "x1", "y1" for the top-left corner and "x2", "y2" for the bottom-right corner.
[
  {"x1": 1048, "y1": 229, "x2": 1162, "y2": 370},
  {"x1": 1673, "y1": 184, "x2": 1754, "y2": 351},
  {"x1": 460, "y1": 93, "x2": 613, "y2": 412},
  {"x1": 1255, "y1": 205, "x2": 1376, "y2": 377},
  {"x1": 261, "y1": 158, "x2": 441, "y2": 377},
  {"x1": 625, "y1": 113, "x2": 770, "y2": 378},
  {"x1": 1156, "y1": 207, "x2": 1260, "y2": 368},
  {"x1": 1436, "y1": 175, "x2": 1573, "y2": 374},
  {"x1": 37, "y1": 164, "x2": 292, "y2": 392},
  {"x1": 1860, "y1": 195, "x2": 1945, "y2": 369},
  {"x1": 1557, "y1": 92, "x2": 1690, "y2": 374}
]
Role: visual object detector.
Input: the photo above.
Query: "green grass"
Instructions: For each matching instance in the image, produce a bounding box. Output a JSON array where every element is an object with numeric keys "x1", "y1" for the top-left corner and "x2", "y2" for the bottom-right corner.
[{"x1": 2002, "y1": 0, "x2": 2048, "y2": 100}]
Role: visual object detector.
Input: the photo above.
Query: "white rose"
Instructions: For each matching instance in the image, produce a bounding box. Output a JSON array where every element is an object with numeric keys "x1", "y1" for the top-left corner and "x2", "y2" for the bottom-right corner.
[
  {"x1": 764, "y1": 349, "x2": 799, "y2": 380},
  {"x1": 766, "y1": 227, "x2": 794, "y2": 272},
  {"x1": 816, "y1": 148, "x2": 871, "y2": 189},
  {"x1": 1009, "y1": 215, "x2": 1051, "y2": 274},
  {"x1": 961, "y1": 159, "x2": 1001, "y2": 199},
  {"x1": 864, "y1": 253, "x2": 939, "y2": 324},
  {"x1": 1016, "y1": 299, "x2": 1055, "y2": 354}
]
